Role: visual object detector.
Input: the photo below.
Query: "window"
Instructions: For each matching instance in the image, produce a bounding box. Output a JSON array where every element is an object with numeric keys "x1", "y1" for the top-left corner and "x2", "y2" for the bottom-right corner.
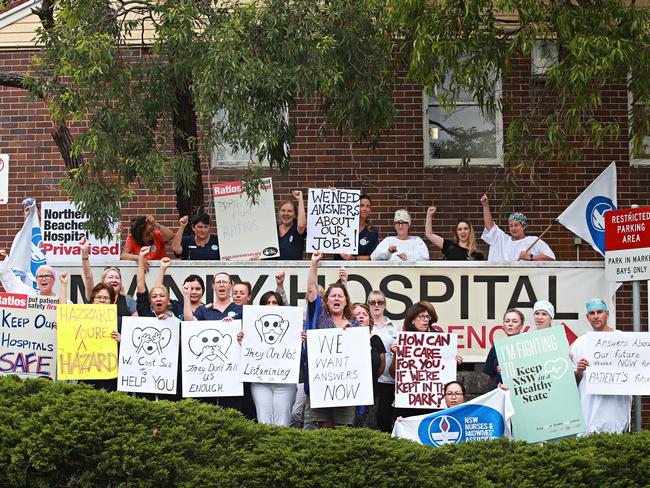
[
  {"x1": 629, "y1": 90, "x2": 650, "y2": 166},
  {"x1": 531, "y1": 40, "x2": 558, "y2": 77},
  {"x1": 423, "y1": 81, "x2": 502, "y2": 167}
]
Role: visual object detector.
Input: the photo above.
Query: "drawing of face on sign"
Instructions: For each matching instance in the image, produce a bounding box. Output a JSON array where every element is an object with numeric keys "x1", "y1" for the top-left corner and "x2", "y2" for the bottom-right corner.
[
  {"x1": 189, "y1": 329, "x2": 232, "y2": 362},
  {"x1": 255, "y1": 314, "x2": 290, "y2": 345},
  {"x1": 133, "y1": 327, "x2": 172, "y2": 355}
]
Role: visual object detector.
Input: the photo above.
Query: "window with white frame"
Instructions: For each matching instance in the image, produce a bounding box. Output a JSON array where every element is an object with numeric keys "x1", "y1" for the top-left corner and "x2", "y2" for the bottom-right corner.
[
  {"x1": 629, "y1": 90, "x2": 650, "y2": 166},
  {"x1": 423, "y1": 81, "x2": 502, "y2": 167}
]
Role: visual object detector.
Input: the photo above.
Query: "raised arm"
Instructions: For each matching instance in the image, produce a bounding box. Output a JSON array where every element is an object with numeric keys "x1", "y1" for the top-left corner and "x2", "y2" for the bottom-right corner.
[
  {"x1": 480, "y1": 193, "x2": 494, "y2": 231},
  {"x1": 293, "y1": 190, "x2": 306, "y2": 235},
  {"x1": 275, "y1": 271, "x2": 288, "y2": 305},
  {"x1": 80, "y1": 238, "x2": 95, "y2": 301},
  {"x1": 307, "y1": 251, "x2": 322, "y2": 303},
  {"x1": 59, "y1": 272, "x2": 69, "y2": 304},
  {"x1": 182, "y1": 282, "x2": 196, "y2": 321},
  {"x1": 171, "y1": 216, "x2": 189, "y2": 256},
  {"x1": 147, "y1": 214, "x2": 174, "y2": 242},
  {"x1": 424, "y1": 206, "x2": 444, "y2": 250},
  {"x1": 136, "y1": 246, "x2": 150, "y2": 294},
  {"x1": 155, "y1": 257, "x2": 171, "y2": 288}
]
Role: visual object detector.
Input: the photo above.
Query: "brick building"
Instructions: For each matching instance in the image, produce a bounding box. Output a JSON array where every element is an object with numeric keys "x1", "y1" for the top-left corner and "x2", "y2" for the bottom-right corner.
[{"x1": 1, "y1": 1, "x2": 649, "y2": 425}]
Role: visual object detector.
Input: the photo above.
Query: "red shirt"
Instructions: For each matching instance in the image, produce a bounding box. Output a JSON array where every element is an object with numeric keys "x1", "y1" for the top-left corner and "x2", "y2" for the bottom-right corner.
[{"x1": 125, "y1": 229, "x2": 167, "y2": 260}]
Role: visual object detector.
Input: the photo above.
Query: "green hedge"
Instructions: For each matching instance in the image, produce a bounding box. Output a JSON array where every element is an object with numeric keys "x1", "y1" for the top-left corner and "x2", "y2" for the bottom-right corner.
[{"x1": 0, "y1": 375, "x2": 648, "y2": 487}]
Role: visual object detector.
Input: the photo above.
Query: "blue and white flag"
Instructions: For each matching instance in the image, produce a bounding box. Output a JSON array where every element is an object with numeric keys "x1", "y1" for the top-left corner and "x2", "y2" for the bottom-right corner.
[
  {"x1": 391, "y1": 388, "x2": 514, "y2": 447},
  {"x1": 7, "y1": 202, "x2": 47, "y2": 289},
  {"x1": 557, "y1": 162, "x2": 617, "y2": 256}
]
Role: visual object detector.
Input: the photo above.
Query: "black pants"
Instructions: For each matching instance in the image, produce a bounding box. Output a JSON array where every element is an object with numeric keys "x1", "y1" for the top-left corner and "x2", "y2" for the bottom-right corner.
[{"x1": 376, "y1": 382, "x2": 395, "y2": 433}]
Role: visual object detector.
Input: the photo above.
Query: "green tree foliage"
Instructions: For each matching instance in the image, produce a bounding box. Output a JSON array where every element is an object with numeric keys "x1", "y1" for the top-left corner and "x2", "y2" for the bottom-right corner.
[
  {"x1": 25, "y1": 0, "x2": 395, "y2": 238},
  {"x1": 388, "y1": 0, "x2": 650, "y2": 203},
  {"x1": 1, "y1": 376, "x2": 650, "y2": 487}
]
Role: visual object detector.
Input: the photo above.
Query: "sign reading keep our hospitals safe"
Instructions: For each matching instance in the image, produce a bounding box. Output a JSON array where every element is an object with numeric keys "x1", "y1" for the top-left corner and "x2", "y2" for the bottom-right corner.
[
  {"x1": 60, "y1": 262, "x2": 610, "y2": 362},
  {"x1": 605, "y1": 206, "x2": 650, "y2": 282}
]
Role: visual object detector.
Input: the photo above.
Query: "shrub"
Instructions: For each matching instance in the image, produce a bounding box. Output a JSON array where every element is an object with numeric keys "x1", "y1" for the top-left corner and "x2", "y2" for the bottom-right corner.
[{"x1": 0, "y1": 376, "x2": 648, "y2": 487}]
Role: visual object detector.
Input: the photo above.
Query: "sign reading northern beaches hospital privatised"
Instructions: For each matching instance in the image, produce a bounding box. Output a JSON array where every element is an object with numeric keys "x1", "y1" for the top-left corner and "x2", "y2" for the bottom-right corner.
[{"x1": 605, "y1": 206, "x2": 650, "y2": 282}]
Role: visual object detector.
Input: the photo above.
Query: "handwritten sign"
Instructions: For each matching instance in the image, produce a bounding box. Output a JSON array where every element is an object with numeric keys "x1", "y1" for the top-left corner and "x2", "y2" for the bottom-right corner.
[
  {"x1": 181, "y1": 320, "x2": 243, "y2": 397},
  {"x1": 394, "y1": 332, "x2": 457, "y2": 409},
  {"x1": 118, "y1": 317, "x2": 180, "y2": 395},
  {"x1": 496, "y1": 327, "x2": 585, "y2": 442},
  {"x1": 0, "y1": 293, "x2": 57, "y2": 378},
  {"x1": 307, "y1": 189, "x2": 360, "y2": 254},
  {"x1": 57, "y1": 304, "x2": 118, "y2": 380},
  {"x1": 307, "y1": 327, "x2": 373, "y2": 408},
  {"x1": 584, "y1": 331, "x2": 650, "y2": 395},
  {"x1": 240, "y1": 305, "x2": 302, "y2": 383},
  {"x1": 41, "y1": 201, "x2": 120, "y2": 265},
  {"x1": 213, "y1": 178, "x2": 279, "y2": 260}
]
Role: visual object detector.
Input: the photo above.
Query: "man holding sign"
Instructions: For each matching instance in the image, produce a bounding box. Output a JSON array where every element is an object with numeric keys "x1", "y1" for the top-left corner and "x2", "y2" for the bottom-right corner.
[{"x1": 572, "y1": 298, "x2": 632, "y2": 435}]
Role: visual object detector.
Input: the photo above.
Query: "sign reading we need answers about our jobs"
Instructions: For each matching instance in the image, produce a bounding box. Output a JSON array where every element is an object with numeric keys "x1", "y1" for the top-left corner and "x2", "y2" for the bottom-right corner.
[{"x1": 605, "y1": 206, "x2": 650, "y2": 282}]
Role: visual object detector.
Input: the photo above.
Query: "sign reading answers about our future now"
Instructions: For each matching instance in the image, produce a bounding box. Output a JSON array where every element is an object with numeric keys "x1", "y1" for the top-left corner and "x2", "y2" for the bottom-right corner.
[{"x1": 605, "y1": 206, "x2": 650, "y2": 282}]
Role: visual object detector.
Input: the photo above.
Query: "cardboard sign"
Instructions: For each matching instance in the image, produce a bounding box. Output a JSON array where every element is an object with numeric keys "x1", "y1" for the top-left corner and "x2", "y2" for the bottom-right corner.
[
  {"x1": 118, "y1": 317, "x2": 180, "y2": 395},
  {"x1": 0, "y1": 293, "x2": 57, "y2": 378},
  {"x1": 496, "y1": 327, "x2": 585, "y2": 443},
  {"x1": 584, "y1": 331, "x2": 650, "y2": 395},
  {"x1": 394, "y1": 332, "x2": 457, "y2": 409},
  {"x1": 213, "y1": 178, "x2": 279, "y2": 260},
  {"x1": 307, "y1": 327, "x2": 374, "y2": 408},
  {"x1": 307, "y1": 188, "x2": 360, "y2": 254},
  {"x1": 40, "y1": 201, "x2": 120, "y2": 264},
  {"x1": 57, "y1": 304, "x2": 118, "y2": 380},
  {"x1": 0, "y1": 154, "x2": 8, "y2": 204},
  {"x1": 181, "y1": 320, "x2": 243, "y2": 397},
  {"x1": 240, "y1": 305, "x2": 302, "y2": 383}
]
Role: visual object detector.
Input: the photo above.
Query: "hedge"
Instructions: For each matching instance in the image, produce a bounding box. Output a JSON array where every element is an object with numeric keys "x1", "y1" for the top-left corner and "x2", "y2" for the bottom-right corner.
[{"x1": 0, "y1": 375, "x2": 648, "y2": 487}]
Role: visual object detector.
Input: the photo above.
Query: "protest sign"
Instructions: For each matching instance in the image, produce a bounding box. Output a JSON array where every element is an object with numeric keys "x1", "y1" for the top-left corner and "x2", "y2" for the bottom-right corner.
[
  {"x1": 213, "y1": 178, "x2": 279, "y2": 260},
  {"x1": 57, "y1": 304, "x2": 118, "y2": 380},
  {"x1": 496, "y1": 327, "x2": 585, "y2": 442},
  {"x1": 0, "y1": 154, "x2": 8, "y2": 204},
  {"x1": 307, "y1": 188, "x2": 360, "y2": 254},
  {"x1": 240, "y1": 305, "x2": 302, "y2": 383},
  {"x1": 584, "y1": 331, "x2": 650, "y2": 395},
  {"x1": 307, "y1": 327, "x2": 373, "y2": 408},
  {"x1": 0, "y1": 293, "x2": 57, "y2": 378},
  {"x1": 394, "y1": 332, "x2": 457, "y2": 409},
  {"x1": 392, "y1": 388, "x2": 514, "y2": 446},
  {"x1": 181, "y1": 320, "x2": 243, "y2": 397},
  {"x1": 118, "y1": 316, "x2": 180, "y2": 395},
  {"x1": 40, "y1": 201, "x2": 120, "y2": 264}
]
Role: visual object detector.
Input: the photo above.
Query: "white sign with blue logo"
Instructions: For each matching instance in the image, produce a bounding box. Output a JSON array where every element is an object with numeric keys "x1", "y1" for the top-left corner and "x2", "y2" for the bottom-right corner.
[
  {"x1": 557, "y1": 162, "x2": 617, "y2": 256},
  {"x1": 391, "y1": 388, "x2": 514, "y2": 447}
]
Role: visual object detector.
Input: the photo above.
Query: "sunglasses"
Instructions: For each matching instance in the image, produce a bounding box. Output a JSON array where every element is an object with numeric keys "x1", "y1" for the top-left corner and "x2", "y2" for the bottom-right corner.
[{"x1": 368, "y1": 300, "x2": 385, "y2": 306}]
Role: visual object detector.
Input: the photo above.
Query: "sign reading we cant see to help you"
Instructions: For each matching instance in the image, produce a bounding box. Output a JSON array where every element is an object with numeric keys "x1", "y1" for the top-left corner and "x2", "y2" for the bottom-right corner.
[{"x1": 605, "y1": 206, "x2": 650, "y2": 282}]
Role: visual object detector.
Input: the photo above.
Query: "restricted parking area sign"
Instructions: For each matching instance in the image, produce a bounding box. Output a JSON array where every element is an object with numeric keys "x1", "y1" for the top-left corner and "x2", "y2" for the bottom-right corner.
[{"x1": 605, "y1": 206, "x2": 650, "y2": 282}]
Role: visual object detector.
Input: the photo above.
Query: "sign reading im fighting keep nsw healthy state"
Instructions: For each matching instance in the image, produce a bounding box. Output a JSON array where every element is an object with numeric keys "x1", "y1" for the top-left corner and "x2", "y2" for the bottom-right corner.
[{"x1": 605, "y1": 206, "x2": 650, "y2": 282}]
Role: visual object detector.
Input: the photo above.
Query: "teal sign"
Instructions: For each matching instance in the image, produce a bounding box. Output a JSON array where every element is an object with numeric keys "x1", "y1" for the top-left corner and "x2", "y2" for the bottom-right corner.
[{"x1": 495, "y1": 327, "x2": 585, "y2": 442}]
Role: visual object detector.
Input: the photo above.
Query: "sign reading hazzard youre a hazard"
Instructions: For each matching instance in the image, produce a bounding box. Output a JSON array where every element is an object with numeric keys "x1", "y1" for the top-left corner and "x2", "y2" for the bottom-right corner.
[{"x1": 605, "y1": 207, "x2": 650, "y2": 282}]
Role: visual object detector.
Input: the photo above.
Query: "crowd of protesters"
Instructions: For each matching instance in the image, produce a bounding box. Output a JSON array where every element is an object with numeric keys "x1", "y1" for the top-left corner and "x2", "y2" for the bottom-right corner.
[{"x1": 0, "y1": 193, "x2": 631, "y2": 439}]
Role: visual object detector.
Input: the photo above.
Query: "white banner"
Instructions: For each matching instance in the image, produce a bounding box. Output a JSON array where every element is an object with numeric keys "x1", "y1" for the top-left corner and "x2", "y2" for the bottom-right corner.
[
  {"x1": 213, "y1": 178, "x2": 279, "y2": 260},
  {"x1": 181, "y1": 320, "x2": 243, "y2": 397},
  {"x1": 40, "y1": 201, "x2": 120, "y2": 264},
  {"x1": 0, "y1": 293, "x2": 57, "y2": 378},
  {"x1": 307, "y1": 327, "x2": 374, "y2": 408},
  {"x1": 585, "y1": 331, "x2": 650, "y2": 395},
  {"x1": 394, "y1": 332, "x2": 457, "y2": 409},
  {"x1": 240, "y1": 305, "x2": 302, "y2": 383},
  {"x1": 307, "y1": 188, "x2": 360, "y2": 254},
  {"x1": 0, "y1": 154, "x2": 8, "y2": 204},
  {"x1": 58, "y1": 262, "x2": 610, "y2": 362},
  {"x1": 118, "y1": 317, "x2": 179, "y2": 395}
]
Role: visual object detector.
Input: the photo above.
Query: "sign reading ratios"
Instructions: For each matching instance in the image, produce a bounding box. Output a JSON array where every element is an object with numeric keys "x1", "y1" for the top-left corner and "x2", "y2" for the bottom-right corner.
[{"x1": 605, "y1": 206, "x2": 650, "y2": 282}]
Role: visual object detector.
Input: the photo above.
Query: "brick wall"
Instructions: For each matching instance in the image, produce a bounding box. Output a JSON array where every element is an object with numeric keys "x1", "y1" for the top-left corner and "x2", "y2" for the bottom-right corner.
[{"x1": 1, "y1": 48, "x2": 649, "y2": 425}]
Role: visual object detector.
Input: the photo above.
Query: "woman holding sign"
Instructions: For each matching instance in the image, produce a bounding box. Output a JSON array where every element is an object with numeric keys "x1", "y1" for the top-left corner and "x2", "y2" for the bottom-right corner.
[
  {"x1": 275, "y1": 190, "x2": 306, "y2": 260},
  {"x1": 483, "y1": 308, "x2": 525, "y2": 389},
  {"x1": 305, "y1": 251, "x2": 360, "y2": 428}
]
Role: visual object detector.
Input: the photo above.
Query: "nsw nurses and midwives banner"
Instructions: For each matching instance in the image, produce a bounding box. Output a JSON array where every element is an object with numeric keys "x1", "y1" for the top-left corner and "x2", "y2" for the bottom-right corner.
[{"x1": 60, "y1": 263, "x2": 609, "y2": 362}]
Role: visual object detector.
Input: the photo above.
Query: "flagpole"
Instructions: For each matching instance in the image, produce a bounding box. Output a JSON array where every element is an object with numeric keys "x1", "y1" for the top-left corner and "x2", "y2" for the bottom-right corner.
[{"x1": 523, "y1": 222, "x2": 554, "y2": 255}]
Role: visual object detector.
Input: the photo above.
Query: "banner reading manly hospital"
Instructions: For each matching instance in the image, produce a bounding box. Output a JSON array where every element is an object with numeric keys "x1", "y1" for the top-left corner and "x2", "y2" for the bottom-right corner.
[{"x1": 60, "y1": 262, "x2": 609, "y2": 362}]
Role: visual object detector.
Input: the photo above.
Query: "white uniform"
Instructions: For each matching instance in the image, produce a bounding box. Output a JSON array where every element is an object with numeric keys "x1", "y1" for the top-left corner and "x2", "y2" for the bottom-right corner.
[
  {"x1": 371, "y1": 236, "x2": 429, "y2": 262},
  {"x1": 481, "y1": 225, "x2": 555, "y2": 262}
]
